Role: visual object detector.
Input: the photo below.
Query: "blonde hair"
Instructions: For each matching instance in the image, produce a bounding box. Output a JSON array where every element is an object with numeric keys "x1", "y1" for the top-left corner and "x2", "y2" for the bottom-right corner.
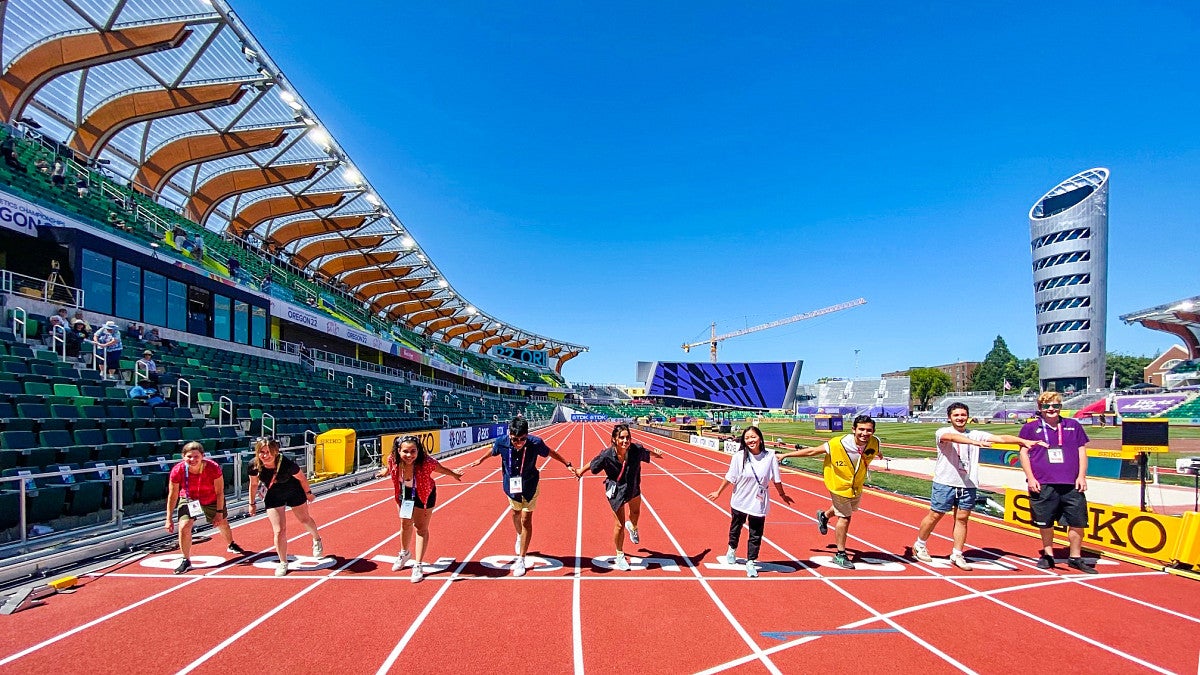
[
  {"x1": 250, "y1": 437, "x2": 281, "y2": 473},
  {"x1": 1037, "y1": 391, "x2": 1063, "y2": 407}
]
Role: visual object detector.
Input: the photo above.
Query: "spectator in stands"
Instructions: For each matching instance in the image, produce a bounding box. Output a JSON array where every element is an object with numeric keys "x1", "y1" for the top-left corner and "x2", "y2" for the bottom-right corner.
[
  {"x1": 261, "y1": 272, "x2": 272, "y2": 293},
  {"x1": 1017, "y1": 391, "x2": 1097, "y2": 574},
  {"x1": 92, "y1": 320, "x2": 123, "y2": 381},
  {"x1": 461, "y1": 417, "x2": 581, "y2": 577},
  {"x1": 106, "y1": 211, "x2": 130, "y2": 232},
  {"x1": 65, "y1": 319, "x2": 87, "y2": 358},
  {"x1": 375, "y1": 434, "x2": 463, "y2": 582},
  {"x1": 48, "y1": 307, "x2": 69, "y2": 331},
  {"x1": 51, "y1": 158, "x2": 66, "y2": 187},
  {"x1": 248, "y1": 437, "x2": 324, "y2": 577},
  {"x1": 136, "y1": 349, "x2": 159, "y2": 386},
  {"x1": 75, "y1": 176, "x2": 88, "y2": 198},
  {"x1": 166, "y1": 442, "x2": 246, "y2": 574},
  {"x1": 1, "y1": 136, "x2": 20, "y2": 170},
  {"x1": 187, "y1": 235, "x2": 204, "y2": 259},
  {"x1": 127, "y1": 382, "x2": 151, "y2": 401},
  {"x1": 421, "y1": 388, "x2": 433, "y2": 408},
  {"x1": 72, "y1": 310, "x2": 91, "y2": 333},
  {"x1": 226, "y1": 256, "x2": 245, "y2": 282},
  {"x1": 777, "y1": 415, "x2": 883, "y2": 570},
  {"x1": 586, "y1": 424, "x2": 663, "y2": 571},
  {"x1": 125, "y1": 322, "x2": 143, "y2": 341},
  {"x1": 34, "y1": 158, "x2": 50, "y2": 174},
  {"x1": 910, "y1": 402, "x2": 1044, "y2": 571},
  {"x1": 706, "y1": 426, "x2": 795, "y2": 578},
  {"x1": 145, "y1": 326, "x2": 171, "y2": 349}
]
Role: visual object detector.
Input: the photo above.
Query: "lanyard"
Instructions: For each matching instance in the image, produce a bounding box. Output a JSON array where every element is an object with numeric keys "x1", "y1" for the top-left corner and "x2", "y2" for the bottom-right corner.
[
  {"x1": 183, "y1": 463, "x2": 192, "y2": 499},
  {"x1": 395, "y1": 457, "x2": 416, "y2": 500},
  {"x1": 614, "y1": 448, "x2": 630, "y2": 483},
  {"x1": 509, "y1": 444, "x2": 527, "y2": 478},
  {"x1": 1039, "y1": 420, "x2": 1062, "y2": 447},
  {"x1": 745, "y1": 451, "x2": 768, "y2": 486},
  {"x1": 263, "y1": 457, "x2": 284, "y2": 494}
]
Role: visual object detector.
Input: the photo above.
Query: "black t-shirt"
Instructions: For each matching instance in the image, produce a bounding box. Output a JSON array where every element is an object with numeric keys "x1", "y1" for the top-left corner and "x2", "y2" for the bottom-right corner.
[
  {"x1": 248, "y1": 454, "x2": 302, "y2": 499},
  {"x1": 588, "y1": 443, "x2": 653, "y2": 509}
]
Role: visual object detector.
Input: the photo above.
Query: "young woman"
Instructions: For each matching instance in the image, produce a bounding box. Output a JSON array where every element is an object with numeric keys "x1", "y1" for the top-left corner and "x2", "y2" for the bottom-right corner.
[
  {"x1": 706, "y1": 426, "x2": 794, "y2": 577},
  {"x1": 247, "y1": 438, "x2": 324, "y2": 577},
  {"x1": 375, "y1": 435, "x2": 463, "y2": 582},
  {"x1": 586, "y1": 424, "x2": 663, "y2": 571}
]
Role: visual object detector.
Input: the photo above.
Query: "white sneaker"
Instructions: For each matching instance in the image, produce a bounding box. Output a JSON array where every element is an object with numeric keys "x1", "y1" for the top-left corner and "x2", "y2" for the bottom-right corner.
[
  {"x1": 746, "y1": 561, "x2": 758, "y2": 578},
  {"x1": 411, "y1": 563, "x2": 424, "y2": 583},
  {"x1": 312, "y1": 537, "x2": 324, "y2": 559},
  {"x1": 275, "y1": 561, "x2": 288, "y2": 577},
  {"x1": 950, "y1": 553, "x2": 974, "y2": 571},
  {"x1": 723, "y1": 547, "x2": 737, "y2": 565},
  {"x1": 625, "y1": 521, "x2": 639, "y2": 544},
  {"x1": 392, "y1": 549, "x2": 411, "y2": 572},
  {"x1": 512, "y1": 557, "x2": 526, "y2": 577},
  {"x1": 614, "y1": 554, "x2": 630, "y2": 571},
  {"x1": 515, "y1": 534, "x2": 522, "y2": 555},
  {"x1": 913, "y1": 542, "x2": 933, "y2": 563}
]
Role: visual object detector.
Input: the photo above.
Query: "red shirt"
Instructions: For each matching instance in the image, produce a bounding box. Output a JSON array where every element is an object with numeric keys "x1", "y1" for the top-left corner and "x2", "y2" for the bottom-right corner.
[
  {"x1": 385, "y1": 454, "x2": 441, "y2": 503},
  {"x1": 170, "y1": 459, "x2": 223, "y2": 505}
]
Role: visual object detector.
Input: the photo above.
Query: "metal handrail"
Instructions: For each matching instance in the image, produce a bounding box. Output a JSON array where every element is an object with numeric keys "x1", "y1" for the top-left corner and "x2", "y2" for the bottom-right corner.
[
  {"x1": 218, "y1": 395, "x2": 233, "y2": 425},
  {"x1": 10, "y1": 305, "x2": 26, "y2": 342},
  {"x1": 262, "y1": 412, "x2": 276, "y2": 439},
  {"x1": 176, "y1": 377, "x2": 192, "y2": 409}
]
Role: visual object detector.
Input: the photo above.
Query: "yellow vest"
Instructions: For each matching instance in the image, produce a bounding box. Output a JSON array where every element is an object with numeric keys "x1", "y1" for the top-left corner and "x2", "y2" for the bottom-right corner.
[{"x1": 823, "y1": 434, "x2": 880, "y2": 497}]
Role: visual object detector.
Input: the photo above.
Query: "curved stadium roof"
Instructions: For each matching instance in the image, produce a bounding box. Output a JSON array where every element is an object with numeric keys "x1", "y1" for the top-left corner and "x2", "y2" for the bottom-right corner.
[{"x1": 0, "y1": 0, "x2": 587, "y2": 372}]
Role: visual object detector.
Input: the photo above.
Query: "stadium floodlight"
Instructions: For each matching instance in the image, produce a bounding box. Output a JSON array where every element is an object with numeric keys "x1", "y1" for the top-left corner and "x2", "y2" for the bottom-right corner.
[
  {"x1": 401, "y1": 236, "x2": 414, "y2": 248},
  {"x1": 437, "y1": 279, "x2": 448, "y2": 287},
  {"x1": 342, "y1": 167, "x2": 362, "y2": 184},
  {"x1": 364, "y1": 193, "x2": 381, "y2": 207},
  {"x1": 467, "y1": 306, "x2": 477, "y2": 315},
  {"x1": 1176, "y1": 301, "x2": 1195, "y2": 311},
  {"x1": 307, "y1": 127, "x2": 331, "y2": 149}
]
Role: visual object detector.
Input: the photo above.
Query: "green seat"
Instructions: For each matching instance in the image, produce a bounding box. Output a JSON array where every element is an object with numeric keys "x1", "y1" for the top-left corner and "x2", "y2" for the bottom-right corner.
[{"x1": 53, "y1": 383, "x2": 81, "y2": 398}]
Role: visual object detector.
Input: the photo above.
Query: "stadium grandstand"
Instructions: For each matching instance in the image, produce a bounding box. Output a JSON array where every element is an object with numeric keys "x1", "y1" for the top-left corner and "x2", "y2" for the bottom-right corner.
[
  {"x1": 813, "y1": 377, "x2": 910, "y2": 418},
  {"x1": 0, "y1": 0, "x2": 586, "y2": 546},
  {"x1": 1116, "y1": 296, "x2": 1200, "y2": 420}
]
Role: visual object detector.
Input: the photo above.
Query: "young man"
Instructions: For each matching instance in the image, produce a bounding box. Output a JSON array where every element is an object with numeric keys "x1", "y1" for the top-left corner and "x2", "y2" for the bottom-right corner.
[
  {"x1": 912, "y1": 402, "x2": 1044, "y2": 570},
  {"x1": 165, "y1": 442, "x2": 246, "y2": 574},
  {"x1": 462, "y1": 417, "x2": 581, "y2": 576},
  {"x1": 778, "y1": 414, "x2": 882, "y2": 569},
  {"x1": 1018, "y1": 391, "x2": 1098, "y2": 574}
]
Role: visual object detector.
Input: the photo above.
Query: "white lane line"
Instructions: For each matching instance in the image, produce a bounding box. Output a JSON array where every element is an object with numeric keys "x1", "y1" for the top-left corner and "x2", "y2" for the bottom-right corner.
[{"x1": 572, "y1": 425, "x2": 586, "y2": 675}]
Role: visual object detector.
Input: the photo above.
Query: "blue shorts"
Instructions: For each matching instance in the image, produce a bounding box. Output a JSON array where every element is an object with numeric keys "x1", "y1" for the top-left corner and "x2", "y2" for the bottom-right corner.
[{"x1": 930, "y1": 482, "x2": 977, "y2": 513}]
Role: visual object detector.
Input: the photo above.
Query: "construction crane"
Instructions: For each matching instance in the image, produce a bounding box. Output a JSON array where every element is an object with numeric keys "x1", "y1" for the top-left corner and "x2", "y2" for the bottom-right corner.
[{"x1": 682, "y1": 298, "x2": 867, "y2": 363}]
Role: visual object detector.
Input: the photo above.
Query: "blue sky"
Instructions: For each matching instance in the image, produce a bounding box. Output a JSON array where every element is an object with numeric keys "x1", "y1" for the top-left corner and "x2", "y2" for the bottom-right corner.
[{"x1": 235, "y1": 0, "x2": 1200, "y2": 385}]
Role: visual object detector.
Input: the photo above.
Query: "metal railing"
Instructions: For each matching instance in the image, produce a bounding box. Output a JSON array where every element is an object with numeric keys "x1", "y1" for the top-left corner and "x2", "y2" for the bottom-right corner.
[
  {"x1": 0, "y1": 269, "x2": 84, "y2": 307},
  {"x1": 176, "y1": 377, "x2": 192, "y2": 409},
  {"x1": 10, "y1": 306, "x2": 26, "y2": 342}
]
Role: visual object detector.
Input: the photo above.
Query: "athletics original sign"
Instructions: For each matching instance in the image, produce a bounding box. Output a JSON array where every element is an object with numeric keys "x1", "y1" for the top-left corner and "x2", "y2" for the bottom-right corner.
[{"x1": 1004, "y1": 488, "x2": 1182, "y2": 562}]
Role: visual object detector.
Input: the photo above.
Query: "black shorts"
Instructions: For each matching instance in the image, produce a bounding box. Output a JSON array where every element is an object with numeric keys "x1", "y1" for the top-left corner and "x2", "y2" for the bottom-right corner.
[
  {"x1": 398, "y1": 485, "x2": 436, "y2": 511},
  {"x1": 264, "y1": 486, "x2": 307, "y2": 510},
  {"x1": 1029, "y1": 483, "x2": 1088, "y2": 528}
]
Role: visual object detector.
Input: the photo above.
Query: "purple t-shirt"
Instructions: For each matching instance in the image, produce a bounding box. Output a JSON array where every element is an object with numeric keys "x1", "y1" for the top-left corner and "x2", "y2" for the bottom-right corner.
[{"x1": 1018, "y1": 417, "x2": 1089, "y2": 484}]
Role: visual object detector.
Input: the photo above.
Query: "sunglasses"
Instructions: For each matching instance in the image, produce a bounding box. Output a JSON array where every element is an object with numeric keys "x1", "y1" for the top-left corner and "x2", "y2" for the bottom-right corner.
[
  {"x1": 399, "y1": 435, "x2": 419, "y2": 443},
  {"x1": 1040, "y1": 403, "x2": 1063, "y2": 410},
  {"x1": 509, "y1": 434, "x2": 528, "y2": 444}
]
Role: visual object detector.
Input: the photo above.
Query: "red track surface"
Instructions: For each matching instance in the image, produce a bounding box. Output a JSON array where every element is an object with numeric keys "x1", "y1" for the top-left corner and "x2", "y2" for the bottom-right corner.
[{"x1": 2, "y1": 422, "x2": 1198, "y2": 674}]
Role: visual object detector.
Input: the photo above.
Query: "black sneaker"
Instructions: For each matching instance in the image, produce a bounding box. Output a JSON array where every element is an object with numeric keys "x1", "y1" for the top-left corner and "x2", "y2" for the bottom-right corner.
[
  {"x1": 173, "y1": 558, "x2": 192, "y2": 575},
  {"x1": 227, "y1": 542, "x2": 247, "y2": 555},
  {"x1": 816, "y1": 510, "x2": 829, "y2": 536},
  {"x1": 832, "y1": 550, "x2": 855, "y2": 570},
  {"x1": 1036, "y1": 553, "x2": 1055, "y2": 569},
  {"x1": 1067, "y1": 557, "x2": 1098, "y2": 574}
]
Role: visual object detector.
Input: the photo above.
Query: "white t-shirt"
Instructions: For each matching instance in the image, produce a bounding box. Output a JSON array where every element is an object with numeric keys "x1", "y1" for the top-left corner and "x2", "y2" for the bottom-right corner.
[
  {"x1": 724, "y1": 449, "x2": 781, "y2": 517},
  {"x1": 932, "y1": 427, "x2": 993, "y2": 488},
  {"x1": 824, "y1": 435, "x2": 866, "y2": 469}
]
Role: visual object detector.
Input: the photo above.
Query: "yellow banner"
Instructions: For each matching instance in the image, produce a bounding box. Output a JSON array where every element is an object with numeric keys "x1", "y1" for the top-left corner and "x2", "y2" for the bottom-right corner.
[
  {"x1": 1003, "y1": 488, "x2": 1183, "y2": 562},
  {"x1": 380, "y1": 429, "x2": 442, "y2": 459}
]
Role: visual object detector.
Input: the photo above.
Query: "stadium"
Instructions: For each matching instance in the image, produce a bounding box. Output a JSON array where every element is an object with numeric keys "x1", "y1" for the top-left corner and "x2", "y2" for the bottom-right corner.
[{"x1": 0, "y1": 1, "x2": 1198, "y2": 673}]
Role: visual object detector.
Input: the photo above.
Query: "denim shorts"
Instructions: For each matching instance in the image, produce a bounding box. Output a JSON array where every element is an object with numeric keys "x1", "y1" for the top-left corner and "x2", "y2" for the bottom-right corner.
[{"x1": 930, "y1": 482, "x2": 977, "y2": 513}]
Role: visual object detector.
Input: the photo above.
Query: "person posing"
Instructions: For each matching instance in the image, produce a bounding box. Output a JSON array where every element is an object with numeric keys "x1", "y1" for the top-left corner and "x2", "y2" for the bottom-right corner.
[
  {"x1": 92, "y1": 320, "x2": 122, "y2": 380},
  {"x1": 778, "y1": 414, "x2": 883, "y2": 570},
  {"x1": 707, "y1": 426, "x2": 794, "y2": 578},
  {"x1": 586, "y1": 424, "x2": 663, "y2": 571},
  {"x1": 248, "y1": 438, "x2": 324, "y2": 577},
  {"x1": 165, "y1": 442, "x2": 245, "y2": 574},
  {"x1": 912, "y1": 402, "x2": 1045, "y2": 570},
  {"x1": 1018, "y1": 391, "x2": 1098, "y2": 574},
  {"x1": 462, "y1": 417, "x2": 580, "y2": 577},
  {"x1": 375, "y1": 434, "x2": 463, "y2": 582}
]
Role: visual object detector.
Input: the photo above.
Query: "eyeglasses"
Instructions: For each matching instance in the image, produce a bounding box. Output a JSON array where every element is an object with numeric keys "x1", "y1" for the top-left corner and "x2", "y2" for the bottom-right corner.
[
  {"x1": 509, "y1": 434, "x2": 528, "y2": 445},
  {"x1": 1040, "y1": 403, "x2": 1063, "y2": 410}
]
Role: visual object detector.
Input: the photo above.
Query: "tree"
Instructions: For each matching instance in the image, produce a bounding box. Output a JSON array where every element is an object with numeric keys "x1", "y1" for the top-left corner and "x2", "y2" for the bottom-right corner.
[
  {"x1": 1106, "y1": 353, "x2": 1153, "y2": 388},
  {"x1": 910, "y1": 367, "x2": 953, "y2": 410},
  {"x1": 969, "y1": 335, "x2": 1019, "y2": 393}
]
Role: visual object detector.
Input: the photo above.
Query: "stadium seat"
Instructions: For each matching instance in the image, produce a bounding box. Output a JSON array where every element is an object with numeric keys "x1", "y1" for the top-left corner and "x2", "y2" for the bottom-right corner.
[{"x1": 45, "y1": 464, "x2": 105, "y2": 517}]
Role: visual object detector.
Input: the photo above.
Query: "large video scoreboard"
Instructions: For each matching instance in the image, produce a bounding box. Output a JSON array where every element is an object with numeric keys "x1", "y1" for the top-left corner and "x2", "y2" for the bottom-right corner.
[{"x1": 640, "y1": 361, "x2": 803, "y2": 409}]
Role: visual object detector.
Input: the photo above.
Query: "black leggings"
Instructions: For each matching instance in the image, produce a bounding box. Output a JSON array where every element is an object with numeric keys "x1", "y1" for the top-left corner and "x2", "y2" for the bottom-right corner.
[{"x1": 728, "y1": 509, "x2": 765, "y2": 561}]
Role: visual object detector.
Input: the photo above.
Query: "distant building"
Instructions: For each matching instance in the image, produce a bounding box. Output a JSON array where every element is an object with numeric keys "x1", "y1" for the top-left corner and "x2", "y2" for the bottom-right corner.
[
  {"x1": 1028, "y1": 168, "x2": 1110, "y2": 393},
  {"x1": 1144, "y1": 344, "x2": 1189, "y2": 387},
  {"x1": 883, "y1": 361, "x2": 980, "y2": 393}
]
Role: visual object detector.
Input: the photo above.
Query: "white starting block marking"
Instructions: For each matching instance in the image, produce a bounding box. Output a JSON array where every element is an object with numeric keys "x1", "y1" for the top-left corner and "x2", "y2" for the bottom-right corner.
[
  {"x1": 371, "y1": 555, "x2": 456, "y2": 574},
  {"x1": 812, "y1": 555, "x2": 907, "y2": 572},
  {"x1": 479, "y1": 555, "x2": 563, "y2": 572},
  {"x1": 252, "y1": 556, "x2": 338, "y2": 572},
  {"x1": 704, "y1": 560, "x2": 796, "y2": 574},
  {"x1": 591, "y1": 555, "x2": 681, "y2": 572},
  {"x1": 922, "y1": 557, "x2": 1020, "y2": 572},
  {"x1": 141, "y1": 554, "x2": 226, "y2": 570}
]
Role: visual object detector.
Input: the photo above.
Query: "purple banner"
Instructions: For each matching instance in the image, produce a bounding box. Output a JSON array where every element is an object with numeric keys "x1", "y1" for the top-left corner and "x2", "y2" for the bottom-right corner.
[{"x1": 1115, "y1": 394, "x2": 1189, "y2": 416}]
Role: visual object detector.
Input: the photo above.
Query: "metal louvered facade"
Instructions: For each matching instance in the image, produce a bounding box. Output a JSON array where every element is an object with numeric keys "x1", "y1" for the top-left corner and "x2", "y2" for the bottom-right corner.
[{"x1": 1028, "y1": 168, "x2": 1109, "y2": 393}]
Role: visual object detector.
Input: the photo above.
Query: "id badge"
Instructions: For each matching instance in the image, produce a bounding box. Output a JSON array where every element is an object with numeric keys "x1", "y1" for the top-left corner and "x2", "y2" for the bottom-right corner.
[
  {"x1": 186, "y1": 499, "x2": 204, "y2": 518},
  {"x1": 1047, "y1": 448, "x2": 1065, "y2": 464},
  {"x1": 509, "y1": 476, "x2": 523, "y2": 494},
  {"x1": 400, "y1": 499, "x2": 415, "y2": 519},
  {"x1": 605, "y1": 482, "x2": 617, "y2": 499},
  {"x1": 757, "y1": 485, "x2": 768, "y2": 502}
]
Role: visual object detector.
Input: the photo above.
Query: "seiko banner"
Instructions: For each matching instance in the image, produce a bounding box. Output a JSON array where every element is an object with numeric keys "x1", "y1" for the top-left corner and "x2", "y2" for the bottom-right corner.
[{"x1": 0, "y1": 188, "x2": 69, "y2": 236}]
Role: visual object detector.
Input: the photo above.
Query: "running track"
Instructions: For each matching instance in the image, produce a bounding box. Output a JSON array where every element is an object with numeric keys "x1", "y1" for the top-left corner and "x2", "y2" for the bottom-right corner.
[{"x1": 1, "y1": 423, "x2": 1198, "y2": 674}]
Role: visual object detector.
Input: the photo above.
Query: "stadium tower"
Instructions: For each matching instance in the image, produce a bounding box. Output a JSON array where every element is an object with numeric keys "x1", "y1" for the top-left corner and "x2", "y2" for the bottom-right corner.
[{"x1": 1027, "y1": 168, "x2": 1110, "y2": 393}]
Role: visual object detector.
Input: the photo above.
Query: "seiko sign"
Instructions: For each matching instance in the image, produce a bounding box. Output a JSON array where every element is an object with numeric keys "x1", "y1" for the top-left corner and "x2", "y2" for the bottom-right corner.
[{"x1": 285, "y1": 308, "x2": 319, "y2": 328}]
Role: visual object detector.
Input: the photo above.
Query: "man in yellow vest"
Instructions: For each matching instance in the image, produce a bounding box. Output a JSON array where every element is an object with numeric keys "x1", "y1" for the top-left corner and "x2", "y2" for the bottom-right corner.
[{"x1": 778, "y1": 414, "x2": 882, "y2": 569}]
